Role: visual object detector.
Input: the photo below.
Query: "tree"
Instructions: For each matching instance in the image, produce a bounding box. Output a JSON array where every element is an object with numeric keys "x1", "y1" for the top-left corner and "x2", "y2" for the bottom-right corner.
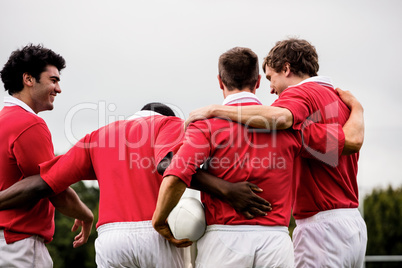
[
  {"x1": 364, "y1": 185, "x2": 402, "y2": 268},
  {"x1": 47, "y1": 181, "x2": 99, "y2": 268}
]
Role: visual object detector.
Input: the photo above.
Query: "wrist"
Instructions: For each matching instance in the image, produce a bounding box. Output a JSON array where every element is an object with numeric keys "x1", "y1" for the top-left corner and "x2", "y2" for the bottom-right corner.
[
  {"x1": 208, "y1": 104, "x2": 220, "y2": 118},
  {"x1": 350, "y1": 102, "x2": 364, "y2": 112}
]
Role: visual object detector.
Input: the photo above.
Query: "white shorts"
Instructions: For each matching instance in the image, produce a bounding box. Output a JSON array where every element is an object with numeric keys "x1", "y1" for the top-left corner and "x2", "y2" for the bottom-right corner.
[
  {"x1": 195, "y1": 225, "x2": 294, "y2": 268},
  {"x1": 0, "y1": 229, "x2": 53, "y2": 268},
  {"x1": 293, "y1": 208, "x2": 367, "y2": 268},
  {"x1": 95, "y1": 221, "x2": 189, "y2": 268}
]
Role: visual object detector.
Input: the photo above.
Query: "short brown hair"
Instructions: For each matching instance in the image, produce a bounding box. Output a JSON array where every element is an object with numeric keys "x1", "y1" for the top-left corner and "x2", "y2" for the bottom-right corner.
[
  {"x1": 218, "y1": 47, "x2": 259, "y2": 91},
  {"x1": 262, "y1": 38, "x2": 319, "y2": 77}
]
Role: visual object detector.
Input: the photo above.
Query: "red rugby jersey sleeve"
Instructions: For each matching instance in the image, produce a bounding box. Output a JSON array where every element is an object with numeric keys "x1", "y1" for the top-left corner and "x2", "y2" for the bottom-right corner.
[
  {"x1": 272, "y1": 87, "x2": 311, "y2": 130},
  {"x1": 154, "y1": 117, "x2": 185, "y2": 165},
  {"x1": 300, "y1": 121, "x2": 345, "y2": 167},
  {"x1": 40, "y1": 134, "x2": 97, "y2": 194},
  {"x1": 164, "y1": 120, "x2": 211, "y2": 187},
  {"x1": 13, "y1": 122, "x2": 54, "y2": 176}
]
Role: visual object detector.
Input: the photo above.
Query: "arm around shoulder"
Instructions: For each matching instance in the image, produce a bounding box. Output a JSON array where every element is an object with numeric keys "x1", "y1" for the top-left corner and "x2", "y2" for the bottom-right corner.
[
  {"x1": 337, "y1": 88, "x2": 365, "y2": 155},
  {"x1": 186, "y1": 104, "x2": 293, "y2": 130}
]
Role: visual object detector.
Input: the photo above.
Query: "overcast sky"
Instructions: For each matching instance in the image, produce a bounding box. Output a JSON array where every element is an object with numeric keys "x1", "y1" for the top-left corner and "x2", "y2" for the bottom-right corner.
[{"x1": 1, "y1": 0, "x2": 401, "y2": 196}]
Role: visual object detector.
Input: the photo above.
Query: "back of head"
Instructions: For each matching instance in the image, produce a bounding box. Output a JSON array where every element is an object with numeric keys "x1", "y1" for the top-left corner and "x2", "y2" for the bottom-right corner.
[
  {"x1": 141, "y1": 102, "x2": 176, "y2": 117},
  {"x1": 218, "y1": 47, "x2": 259, "y2": 91},
  {"x1": 263, "y1": 38, "x2": 319, "y2": 77},
  {"x1": 0, "y1": 44, "x2": 66, "y2": 95}
]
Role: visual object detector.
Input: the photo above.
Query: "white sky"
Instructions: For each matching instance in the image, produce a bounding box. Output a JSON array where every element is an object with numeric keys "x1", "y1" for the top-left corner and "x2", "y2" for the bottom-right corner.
[{"x1": 1, "y1": 0, "x2": 401, "y2": 196}]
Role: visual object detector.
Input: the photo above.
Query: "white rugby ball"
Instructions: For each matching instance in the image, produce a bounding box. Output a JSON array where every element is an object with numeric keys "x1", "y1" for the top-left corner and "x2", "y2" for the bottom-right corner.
[{"x1": 167, "y1": 197, "x2": 206, "y2": 242}]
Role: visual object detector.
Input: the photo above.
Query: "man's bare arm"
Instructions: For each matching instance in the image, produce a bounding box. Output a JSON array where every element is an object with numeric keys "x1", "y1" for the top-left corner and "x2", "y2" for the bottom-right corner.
[
  {"x1": 49, "y1": 187, "x2": 94, "y2": 248},
  {"x1": 186, "y1": 104, "x2": 293, "y2": 130},
  {"x1": 190, "y1": 170, "x2": 271, "y2": 219},
  {"x1": 157, "y1": 152, "x2": 173, "y2": 175},
  {"x1": 152, "y1": 175, "x2": 193, "y2": 248},
  {"x1": 0, "y1": 175, "x2": 52, "y2": 209},
  {"x1": 159, "y1": 153, "x2": 272, "y2": 219},
  {"x1": 337, "y1": 88, "x2": 365, "y2": 155},
  {"x1": 0, "y1": 175, "x2": 93, "y2": 248}
]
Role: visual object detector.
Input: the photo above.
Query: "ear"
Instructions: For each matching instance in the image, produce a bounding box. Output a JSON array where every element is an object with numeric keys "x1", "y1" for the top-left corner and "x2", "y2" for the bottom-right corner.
[
  {"x1": 255, "y1": 75, "x2": 261, "y2": 90},
  {"x1": 283, "y1": 63, "x2": 291, "y2": 77},
  {"x1": 23, "y1": 73, "x2": 34, "y2": 87},
  {"x1": 217, "y1": 75, "x2": 224, "y2": 90}
]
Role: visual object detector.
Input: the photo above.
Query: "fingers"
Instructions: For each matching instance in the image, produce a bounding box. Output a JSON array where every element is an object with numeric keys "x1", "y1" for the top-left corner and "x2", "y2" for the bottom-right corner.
[
  {"x1": 71, "y1": 219, "x2": 81, "y2": 232},
  {"x1": 239, "y1": 193, "x2": 272, "y2": 219},
  {"x1": 240, "y1": 206, "x2": 270, "y2": 219},
  {"x1": 247, "y1": 183, "x2": 271, "y2": 207},
  {"x1": 73, "y1": 236, "x2": 85, "y2": 248},
  {"x1": 185, "y1": 105, "x2": 216, "y2": 129},
  {"x1": 72, "y1": 230, "x2": 84, "y2": 248},
  {"x1": 242, "y1": 211, "x2": 255, "y2": 219},
  {"x1": 74, "y1": 232, "x2": 83, "y2": 241},
  {"x1": 184, "y1": 114, "x2": 205, "y2": 130},
  {"x1": 154, "y1": 222, "x2": 193, "y2": 248},
  {"x1": 335, "y1": 87, "x2": 344, "y2": 94},
  {"x1": 70, "y1": 219, "x2": 93, "y2": 248},
  {"x1": 170, "y1": 238, "x2": 193, "y2": 248},
  {"x1": 252, "y1": 195, "x2": 272, "y2": 208},
  {"x1": 247, "y1": 182, "x2": 263, "y2": 193},
  {"x1": 335, "y1": 88, "x2": 361, "y2": 110},
  {"x1": 249, "y1": 206, "x2": 269, "y2": 217}
]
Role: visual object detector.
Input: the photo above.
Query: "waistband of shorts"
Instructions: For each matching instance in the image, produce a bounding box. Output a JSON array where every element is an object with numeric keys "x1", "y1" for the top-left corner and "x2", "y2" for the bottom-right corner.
[
  {"x1": 206, "y1": 224, "x2": 288, "y2": 234},
  {"x1": 97, "y1": 221, "x2": 153, "y2": 234},
  {"x1": 0, "y1": 229, "x2": 44, "y2": 243},
  {"x1": 295, "y1": 208, "x2": 362, "y2": 225}
]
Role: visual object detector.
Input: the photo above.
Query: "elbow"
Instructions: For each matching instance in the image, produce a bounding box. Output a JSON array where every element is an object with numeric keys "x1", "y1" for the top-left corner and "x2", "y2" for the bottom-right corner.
[
  {"x1": 274, "y1": 113, "x2": 293, "y2": 130},
  {"x1": 352, "y1": 136, "x2": 364, "y2": 152},
  {"x1": 343, "y1": 135, "x2": 364, "y2": 155},
  {"x1": 157, "y1": 153, "x2": 173, "y2": 175}
]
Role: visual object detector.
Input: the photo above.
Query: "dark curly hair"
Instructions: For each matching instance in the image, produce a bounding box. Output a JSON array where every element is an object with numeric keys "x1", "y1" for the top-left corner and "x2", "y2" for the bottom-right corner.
[
  {"x1": 141, "y1": 102, "x2": 176, "y2": 117},
  {"x1": 218, "y1": 47, "x2": 259, "y2": 91},
  {"x1": 262, "y1": 38, "x2": 319, "y2": 77},
  {"x1": 0, "y1": 44, "x2": 66, "y2": 95}
]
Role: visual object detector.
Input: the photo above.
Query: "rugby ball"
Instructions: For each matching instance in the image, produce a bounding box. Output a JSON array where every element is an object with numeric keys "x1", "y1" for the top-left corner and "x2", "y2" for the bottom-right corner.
[{"x1": 167, "y1": 197, "x2": 206, "y2": 242}]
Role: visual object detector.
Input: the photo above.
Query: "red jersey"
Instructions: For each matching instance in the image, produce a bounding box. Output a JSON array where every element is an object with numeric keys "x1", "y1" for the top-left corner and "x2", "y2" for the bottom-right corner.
[
  {"x1": 272, "y1": 77, "x2": 359, "y2": 219},
  {"x1": 40, "y1": 113, "x2": 184, "y2": 228},
  {"x1": 165, "y1": 92, "x2": 343, "y2": 227},
  {"x1": 0, "y1": 105, "x2": 55, "y2": 243}
]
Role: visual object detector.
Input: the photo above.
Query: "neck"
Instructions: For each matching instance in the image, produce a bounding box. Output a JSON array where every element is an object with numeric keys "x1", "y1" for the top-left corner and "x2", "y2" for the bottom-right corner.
[
  {"x1": 290, "y1": 73, "x2": 312, "y2": 86},
  {"x1": 12, "y1": 91, "x2": 37, "y2": 114},
  {"x1": 223, "y1": 88, "x2": 254, "y2": 98}
]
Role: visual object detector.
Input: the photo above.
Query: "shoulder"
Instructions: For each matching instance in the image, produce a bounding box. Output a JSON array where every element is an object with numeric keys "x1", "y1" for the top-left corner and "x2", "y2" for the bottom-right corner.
[
  {"x1": 1, "y1": 106, "x2": 49, "y2": 132},
  {"x1": 281, "y1": 83, "x2": 312, "y2": 98},
  {"x1": 163, "y1": 115, "x2": 184, "y2": 124},
  {"x1": 189, "y1": 117, "x2": 234, "y2": 130}
]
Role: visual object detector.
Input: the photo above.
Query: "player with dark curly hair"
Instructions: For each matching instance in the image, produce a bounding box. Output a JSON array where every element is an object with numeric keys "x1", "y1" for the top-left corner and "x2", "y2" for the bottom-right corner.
[{"x1": 0, "y1": 44, "x2": 93, "y2": 267}]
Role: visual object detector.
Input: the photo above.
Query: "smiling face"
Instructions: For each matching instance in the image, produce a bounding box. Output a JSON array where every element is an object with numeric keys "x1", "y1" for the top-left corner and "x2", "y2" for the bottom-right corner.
[
  {"x1": 30, "y1": 65, "x2": 61, "y2": 113},
  {"x1": 264, "y1": 65, "x2": 289, "y2": 96}
]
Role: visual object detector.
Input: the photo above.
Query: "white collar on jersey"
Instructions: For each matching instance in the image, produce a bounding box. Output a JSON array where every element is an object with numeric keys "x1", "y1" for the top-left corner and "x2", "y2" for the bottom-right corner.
[
  {"x1": 127, "y1": 110, "x2": 163, "y2": 120},
  {"x1": 288, "y1": 76, "x2": 334, "y2": 89},
  {"x1": 3, "y1": 95, "x2": 36, "y2": 114},
  {"x1": 222, "y1": 91, "x2": 262, "y2": 105}
]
